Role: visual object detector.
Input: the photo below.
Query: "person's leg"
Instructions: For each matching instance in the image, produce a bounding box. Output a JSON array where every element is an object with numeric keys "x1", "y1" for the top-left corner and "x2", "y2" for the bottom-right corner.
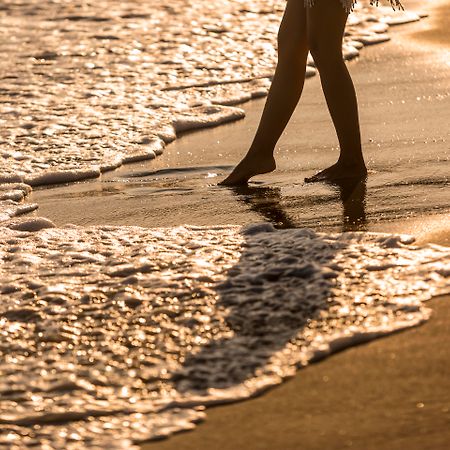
[
  {"x1": 304, "y1": 0, "x2": 367, "y2": 182},
  {"x1": 220, "y1": 0, "x2": 308, "y2": 186}
]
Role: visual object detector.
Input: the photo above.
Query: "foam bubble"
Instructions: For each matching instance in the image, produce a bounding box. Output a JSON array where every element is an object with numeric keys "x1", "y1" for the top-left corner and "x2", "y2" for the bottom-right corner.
[
  {"x1": 25, "y1": 168, "x2": 101, "y2": 187},
  {"x1": 173, "y1": 105, "x2": 245, "y2": 134},
  {"x1": 0, "y1": 184, "x2": 36, "y2": 225},
  {"x1": 5, "y1": 217, "x2": 55, "y2": 232}
]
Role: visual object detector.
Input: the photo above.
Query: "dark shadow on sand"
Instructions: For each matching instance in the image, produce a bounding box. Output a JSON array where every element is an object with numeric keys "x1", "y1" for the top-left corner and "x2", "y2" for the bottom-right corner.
[{"x1": 170, "y1": 178, "x2": 366, "y2": 394}]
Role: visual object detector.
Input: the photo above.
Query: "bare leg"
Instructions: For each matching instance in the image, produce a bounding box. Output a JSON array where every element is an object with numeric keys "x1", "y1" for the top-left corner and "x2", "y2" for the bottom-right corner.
[
  {"x1": 219, "y1": 0, "x2": 308, "y2": 186},
  {"x1": 304, "y1": 0, "x2": 367, "y2": 182}
]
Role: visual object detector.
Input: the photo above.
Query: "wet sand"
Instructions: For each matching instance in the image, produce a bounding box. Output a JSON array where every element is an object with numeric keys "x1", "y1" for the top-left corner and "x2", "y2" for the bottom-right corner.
[
  {"x1": 140, "y1": 2, "x2": 450, "y2": 449},
  {"x1": 30, "y1": 1, "x2": 449, "y2": 235},
  {"x1": 22, "y1": 1, "x2": 449, "y2": 447}
]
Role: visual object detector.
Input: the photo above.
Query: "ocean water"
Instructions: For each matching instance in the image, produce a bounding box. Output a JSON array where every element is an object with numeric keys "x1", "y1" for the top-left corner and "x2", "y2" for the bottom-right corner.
[
  {"x1": 1, "y1": 1, "x2": 448, "y2": 449},
  {"x1": 1, "y1": 223, "x2": 449, "y2": 448}
]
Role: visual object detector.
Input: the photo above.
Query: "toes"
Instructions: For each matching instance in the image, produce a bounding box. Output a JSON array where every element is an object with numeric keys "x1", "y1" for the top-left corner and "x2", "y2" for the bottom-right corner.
[
  {"x1": 304, "y1": 172, "x2": 326, "y2": 183},
  {"x1": 218, "y1": 173, "x2": 249, "y2": 186},
  {"x1": 305, "y1": 172, "x2": 366, "y2": 184}
]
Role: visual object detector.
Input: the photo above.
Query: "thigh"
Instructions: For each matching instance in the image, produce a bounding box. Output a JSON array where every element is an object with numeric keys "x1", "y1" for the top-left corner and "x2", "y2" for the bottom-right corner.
[
  {"x1": 277, "y1": 0, "x2": 308, "y2": 54},
  {"x1": 306, "y1": 0, "x2": 348, "y2": 54}
]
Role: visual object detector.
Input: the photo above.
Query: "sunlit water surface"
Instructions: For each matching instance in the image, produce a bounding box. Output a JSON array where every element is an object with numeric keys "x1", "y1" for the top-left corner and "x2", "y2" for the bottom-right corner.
[
  {"x1": 0, "y1": 1, "x2": 449, "y2": 449},
  {"x1": 1, "y1": 224, "x2": 449, "y2": 448}
]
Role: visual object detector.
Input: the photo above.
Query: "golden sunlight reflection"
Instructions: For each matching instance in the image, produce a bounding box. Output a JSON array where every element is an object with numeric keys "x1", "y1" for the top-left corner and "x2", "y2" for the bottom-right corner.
[{"x1": 0, "y1": 0, "x2": 448, "y2": 449}]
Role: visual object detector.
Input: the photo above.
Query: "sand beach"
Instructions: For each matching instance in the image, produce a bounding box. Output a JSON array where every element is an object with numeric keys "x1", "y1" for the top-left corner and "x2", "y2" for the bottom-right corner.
[{"x1": 0, "y1": 0, "x2": 448, "y2": 448}]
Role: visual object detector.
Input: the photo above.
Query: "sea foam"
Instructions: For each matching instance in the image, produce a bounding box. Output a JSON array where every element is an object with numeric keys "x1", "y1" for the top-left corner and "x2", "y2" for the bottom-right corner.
[
  {"x1": 0, "y1": 2, "x2": 436, "y2": 448},
  {"x1": 0, "y1": 0, "x2": 424, "y2": 197},
  {"x1": 0, "y1": 223, "x2": 448, "y2": 448}
]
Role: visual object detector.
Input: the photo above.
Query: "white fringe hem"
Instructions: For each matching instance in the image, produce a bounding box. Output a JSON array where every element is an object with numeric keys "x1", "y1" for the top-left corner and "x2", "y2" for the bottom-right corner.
[{"x1": 304, "y1": 1, "x2": 404, "y2": 13}]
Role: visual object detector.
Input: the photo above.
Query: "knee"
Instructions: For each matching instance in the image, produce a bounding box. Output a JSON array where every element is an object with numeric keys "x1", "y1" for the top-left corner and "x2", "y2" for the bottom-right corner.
[
  {"x1": 307, "y1": 37, "x2": 327, "y2": 67},
  {"x1": 308, "y1": 37, "x2": 343, "y2": 70}
]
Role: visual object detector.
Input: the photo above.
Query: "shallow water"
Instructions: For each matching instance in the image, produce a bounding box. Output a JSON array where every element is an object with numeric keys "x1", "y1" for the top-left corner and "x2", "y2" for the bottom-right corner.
[
  {"x1": 79, "y1": 159, "x2": 449, "y2": 231},
  {"x1": 1, "y1": 223, "x2": 449, "y2": 448},
  {"x1": 1, "y1": 1, "x2": 449, "y2": 449}
]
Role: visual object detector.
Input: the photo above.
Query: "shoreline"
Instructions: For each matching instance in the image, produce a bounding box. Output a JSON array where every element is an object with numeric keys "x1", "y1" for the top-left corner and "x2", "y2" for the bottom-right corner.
[
  {"x1": 29, "y1": 0, "x2": 449, "y2": 239},
  {"x1": 14, "y1": 3, "x2": 427, "y2": 189},
  {"x1": 0, "y1": 1, "x2": 448, "y2": 448},
  {"x1": 0, "y1": 1, "x2": 431, "y2": 229}
]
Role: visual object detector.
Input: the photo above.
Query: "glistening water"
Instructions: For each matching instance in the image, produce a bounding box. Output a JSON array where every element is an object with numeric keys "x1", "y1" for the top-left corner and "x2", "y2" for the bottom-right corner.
[
  {"x1": 1, "y1": 1, "x2": 449, "y2": 449},
  {"x1": 1, "y1": 223, "x2": 449, "y2": 448}
]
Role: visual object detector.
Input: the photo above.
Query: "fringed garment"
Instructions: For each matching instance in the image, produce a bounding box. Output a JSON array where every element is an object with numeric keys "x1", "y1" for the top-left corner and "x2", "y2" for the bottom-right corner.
[{"x1": 305, "y1": 1, "x2": 404, "y2": 13}]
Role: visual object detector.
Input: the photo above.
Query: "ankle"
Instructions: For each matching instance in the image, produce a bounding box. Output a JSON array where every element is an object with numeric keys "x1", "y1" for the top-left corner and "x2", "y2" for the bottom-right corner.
[
  {"x1": 248, "y1": 145, "x2": 275, "y2": 158},
  {"x1": 337, "y1": 156, "x2": 366, "y2": 168}
]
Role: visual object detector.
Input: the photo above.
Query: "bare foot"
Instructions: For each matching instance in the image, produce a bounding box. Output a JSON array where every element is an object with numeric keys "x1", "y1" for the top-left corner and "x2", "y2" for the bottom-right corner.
[
  {"x1": 219, "y1": 152, "x2": 276, "y2": 186},
  {"x1": 304, "y1": 161, "x2": 367, "y2": 183}
]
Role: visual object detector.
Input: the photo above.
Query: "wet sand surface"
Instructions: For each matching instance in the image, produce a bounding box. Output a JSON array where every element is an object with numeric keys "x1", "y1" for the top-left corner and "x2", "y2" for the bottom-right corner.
[
  {"x1": 30, "y1": 1, "x2": 449, "y2": 238},
  {"x1": 23, "y1": 1, "x2": 449, "y2": 448},
  {"x1": 140, "y1": 1, "x2": 450, "y2": 449}
]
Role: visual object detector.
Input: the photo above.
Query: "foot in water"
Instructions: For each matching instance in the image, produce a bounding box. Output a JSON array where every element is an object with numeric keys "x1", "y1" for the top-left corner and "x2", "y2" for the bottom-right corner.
[
  {"x1": 219, "y1": 152, "x2": 276, "y2": 186},
  {"x1": 304, "y1": 161, "x2": 367, "y2": 183}
]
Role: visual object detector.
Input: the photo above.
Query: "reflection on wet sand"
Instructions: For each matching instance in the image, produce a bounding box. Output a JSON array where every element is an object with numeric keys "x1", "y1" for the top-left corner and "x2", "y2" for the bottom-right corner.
[
  {"x1": 228, "y1": 177, "x2": 367, "y2": 232},
  {"x1": 330, "y1": 178, "x2": 367, "y2": 232},
  {"x1": 229, "y1": 185, "x2": 297, "y2": 229}
]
